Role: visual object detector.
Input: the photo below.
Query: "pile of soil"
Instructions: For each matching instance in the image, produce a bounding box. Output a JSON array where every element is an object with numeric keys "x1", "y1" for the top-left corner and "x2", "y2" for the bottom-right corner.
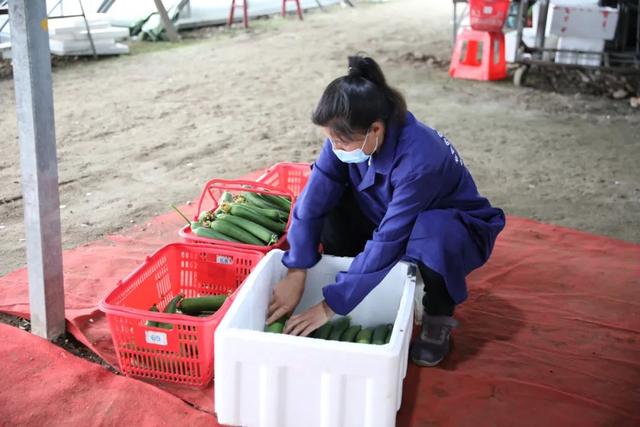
[{"x1": 522, "y1": 65, "x2": 640, "y2": 106}]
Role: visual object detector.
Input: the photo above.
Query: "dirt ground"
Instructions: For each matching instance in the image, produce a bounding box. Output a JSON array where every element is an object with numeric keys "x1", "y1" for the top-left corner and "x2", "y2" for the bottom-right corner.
[{"x1": 1, "y1": 0, "x2": 639, "y2": 276}]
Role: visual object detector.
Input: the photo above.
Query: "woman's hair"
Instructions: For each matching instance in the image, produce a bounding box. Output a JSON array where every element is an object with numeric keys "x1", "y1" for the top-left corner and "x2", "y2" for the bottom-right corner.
[{"x1": 312, "y1": 54, "x2": 407, "y2": 140}]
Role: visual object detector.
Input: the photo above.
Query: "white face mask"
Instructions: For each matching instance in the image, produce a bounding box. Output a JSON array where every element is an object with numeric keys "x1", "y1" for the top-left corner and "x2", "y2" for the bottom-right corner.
[{"x1": 331, "y1": 131, "x2": 378, "y2": 164}]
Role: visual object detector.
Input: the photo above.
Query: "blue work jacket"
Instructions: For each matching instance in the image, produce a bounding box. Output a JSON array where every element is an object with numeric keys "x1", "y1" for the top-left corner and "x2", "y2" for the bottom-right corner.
[{"x1": 282, "y1": 112, "x2": 505, "y2": 315}]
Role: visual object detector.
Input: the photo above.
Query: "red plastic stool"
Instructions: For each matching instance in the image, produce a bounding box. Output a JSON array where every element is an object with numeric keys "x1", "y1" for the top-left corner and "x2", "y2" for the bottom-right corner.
[
  {"x1": 228, "y1": 0, "x2": 249, "y2": 28},
  {"x1": 282, "y1": 0, "x2": 303, "y2": 20},
  {"x1": 449, "y1": 29, "x2": 506, "y2": 81}
]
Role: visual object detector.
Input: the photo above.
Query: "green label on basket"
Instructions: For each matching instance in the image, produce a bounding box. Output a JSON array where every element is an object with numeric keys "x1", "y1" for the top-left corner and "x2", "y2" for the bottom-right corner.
[
  {"x1": 216, "y1": 255, "x2": 233, "y2": 265},
  {"x1": 145, "y1": 330, "x2": 168, "y2": 346}
]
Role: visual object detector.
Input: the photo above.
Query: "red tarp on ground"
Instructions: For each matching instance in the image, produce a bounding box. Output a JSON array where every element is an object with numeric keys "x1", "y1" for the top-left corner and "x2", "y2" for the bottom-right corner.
[
  {"x1": 0, "y1": 323, "x2": 216, "y2": 426},
  {"x1": 1, "y1": 169, "x2": 639, "y2": 425}
]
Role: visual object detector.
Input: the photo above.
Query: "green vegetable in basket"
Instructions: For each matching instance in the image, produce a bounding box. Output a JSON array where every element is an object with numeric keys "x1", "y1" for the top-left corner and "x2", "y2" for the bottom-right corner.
[
  {"x1": 211, "y1": 216, "x2": 265, "y2": 245},
  {"x1": 198, "y1": 210, "x2": 216, "y2": 223},
  {"x1": 228, "y1": 204, "x2": 286, "y2": 234},
  {"x1": 171, "y1": 204, "x2": 235, "y2": 243},
  {"x1": 217, "y1": 214, "x2": 278, "y2": 245},
  {"x1": 227, "y1": 203, "x2": 283, "y2": 222},
  {"x1": 145, "y1": 304, "x2": 160, "y2": 327},
  {"x1": 179, "y1": 295, "x2": 228, "y2": 315},
  {"x1": 164, "y1": 294, "x2": 184, "y2": 314},
  {"x1": 242, "y1": 192, "x2": 287, "y2": 212},
  {"x1": 221, "y1": 191, "x2": 234, "y2": 204},
  {"x1": 197, "y1": 311, "x2": 216, "y2": 317},
  {"x1": 259, "y1": 193, "x2": 292, "y2": 211},
  {"x1": 145, "y1": 294, "x2": 182, "y2": 330},
  {"x1": 191, "y1": 222, "x2": 240, "y2": 242}
]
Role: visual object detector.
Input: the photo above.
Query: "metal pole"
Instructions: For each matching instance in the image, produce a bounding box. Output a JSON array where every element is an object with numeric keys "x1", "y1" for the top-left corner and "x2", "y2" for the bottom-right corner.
[
  {"x1": 77, "y1": 0, "x2": 97, "y2": 58},
  {"x1": 515, "y1": 0, "x2": 528, "y2": 62},
  {"x1": 8, "y1": 0, "x2": 65, "y2": 340},
  {"x1": 534, "y1": 0, "x2": 549, "y2": 59},
  {"x1": 453, "y1": 1, "x2": 457, "y2": 46},
  {"x1": 97, "y1": 0, "x2": 116, "y2": 13},
  {"x1": 0, "y1": 0, "x2": 10, "y2": 32},
  {"x1": 47, "y1": 0, "x2": 63, "y2": 16},
  {"x1": 153, "y1": 0, "x2": 180, "y2": 42},
  {"x1": 636, "y1": 0, "x2": 639, "y2": 58}
]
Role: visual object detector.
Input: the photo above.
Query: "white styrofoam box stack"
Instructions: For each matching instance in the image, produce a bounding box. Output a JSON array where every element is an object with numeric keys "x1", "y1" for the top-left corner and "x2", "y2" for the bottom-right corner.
[
  {"x1": 528, "y1": 0, "x2": 618, "y2": 66},
  {"x1": 505, "y1": 30, "x2": 525, "y2": 63},
  {"x1": 47, "y1": 14, "x2": 130, "y2": 56},
  {"x1": 48, "y1": 39, "x2": 129, "y2": 56},
  {"x1": 47, "y1": 16, "x2": 112, "y2": 36},
  {"x1": 50, "y1": 26, "x2": 130, "y2": 42},
  {"x1": 214, "y1": 250, "x2": 418, "y2": 427},
  {"x1": 505, "y1": 28, "x2": 559, "y2": 62},
  {"x1": 555, "y1": 36, "x2": 605, "y2": 66},
  {"x1": 548, "y1": 4, "x2": 619, "y2": 40},
  {"x1": 531, "y1": 0, "x2": 599, "y2": 36},
  {"x1": 0, "y1": 42, "x2": 10, "y2": 60}
]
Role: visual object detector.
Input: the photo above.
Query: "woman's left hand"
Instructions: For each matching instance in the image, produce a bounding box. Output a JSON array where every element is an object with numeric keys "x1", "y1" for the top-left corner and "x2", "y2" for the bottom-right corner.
[{"x1": 284, "y1": 300, "x2": 335, "y2": 336}]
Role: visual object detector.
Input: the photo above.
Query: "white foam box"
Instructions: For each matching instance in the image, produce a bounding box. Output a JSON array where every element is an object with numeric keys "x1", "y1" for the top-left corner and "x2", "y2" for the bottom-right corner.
[
  {"x1": 49, "y1": 38, "x2": 117, "y2": 50},
  {"x1": 0, "y1": 41, "x2": 11, "y2": 60},
  {"x1": 51, "y1": 27, "x2": 130, "y2": 42},
  {"x1": 47, "y1": 15, "x2": 112, "y2": 36},
  {"x1": 548, "y1": 4, "x2": 619, "y2": 40},
  {"x1": 214, "y1": 250, "x2": 418, "y2": 427},
  {"x1": 49, "y1": 40, "x2": 129, "y2": 56},
  {"x1": 505, "y1": 28, "x2": 559, "y2": 62},
  {"x1": 531, "y1": 0, "x2": 599, "y2": 36},
  {"x1": 555, "y1": 36, "x2": 604, "y2": 66}
]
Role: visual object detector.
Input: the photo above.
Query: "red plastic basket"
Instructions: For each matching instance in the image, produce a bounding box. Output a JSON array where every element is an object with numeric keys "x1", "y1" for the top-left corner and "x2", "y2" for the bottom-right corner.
[
  {"x1": 469, "y1": 0, "x2": 510, "y2": 32},
  {"x1": 179, "y1": 179, "x2": 295, "y2": 253},
  {"x1": 98, "y1": 243, "x2": 263, "y2": 387},
  {"x1": 256, "y1": 162, "x2": 311, "y2": 197}
]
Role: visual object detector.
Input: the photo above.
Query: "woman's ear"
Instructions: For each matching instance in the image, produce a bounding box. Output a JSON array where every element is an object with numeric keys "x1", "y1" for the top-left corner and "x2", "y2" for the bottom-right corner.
[{"x1": 371, "y1": 121, "x2": 385, "y2": 139}]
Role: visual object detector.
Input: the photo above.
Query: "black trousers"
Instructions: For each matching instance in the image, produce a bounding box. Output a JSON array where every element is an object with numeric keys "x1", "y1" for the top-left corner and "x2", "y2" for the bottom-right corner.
[{"x1": 320, "y1": 189, "x2": 455, "y2": 316}]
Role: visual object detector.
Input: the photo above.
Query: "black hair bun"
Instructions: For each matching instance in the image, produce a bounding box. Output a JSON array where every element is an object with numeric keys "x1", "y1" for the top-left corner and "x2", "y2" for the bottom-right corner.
[
  {"x1": 312, "y1": 54, "x2": 408, "y2": 135},
  {"x1": 347, "y1": 54, "x2": 386, "y2": 88},
  {"x1": 347, "y1": 55, "x2": 367, "y2": 77}
]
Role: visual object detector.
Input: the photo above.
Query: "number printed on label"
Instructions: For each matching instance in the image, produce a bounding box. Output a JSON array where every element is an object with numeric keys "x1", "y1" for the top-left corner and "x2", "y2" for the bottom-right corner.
[
  {"x1": 216, "y1": 255, "x2": 233, "y2": 265},
  {"x1": 145, "y1": 330, "x2": 168, "y2": 346}
]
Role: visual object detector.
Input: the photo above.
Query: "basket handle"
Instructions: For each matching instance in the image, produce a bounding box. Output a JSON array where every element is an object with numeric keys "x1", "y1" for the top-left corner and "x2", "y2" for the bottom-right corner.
[
  {"x1": 196, "y1": 179, "x2": 296, "y2": 218},
  {"x1": 255, "y1": 161, "x2": 310, "y2": 182}
]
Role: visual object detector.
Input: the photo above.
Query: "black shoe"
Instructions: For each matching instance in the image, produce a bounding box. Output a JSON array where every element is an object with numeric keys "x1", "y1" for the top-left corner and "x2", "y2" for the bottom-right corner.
[{"x1": 410, "y1": 314, "x2": 459, "y2": 367}]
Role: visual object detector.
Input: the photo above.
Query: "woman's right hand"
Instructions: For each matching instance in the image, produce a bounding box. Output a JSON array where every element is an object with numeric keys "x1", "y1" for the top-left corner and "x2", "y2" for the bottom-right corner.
[{"x1": 266, "y1": 268, "x2": 307, "y2": 325}]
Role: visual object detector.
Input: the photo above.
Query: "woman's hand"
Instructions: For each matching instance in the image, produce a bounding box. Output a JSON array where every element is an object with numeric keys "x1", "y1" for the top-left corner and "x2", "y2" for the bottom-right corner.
[
  {"x1": 284, "y1": 300, "x2": 335, "y2": 337},
  {"x1": 266, "y1": 269, "x2": 307, "y2": 325}
]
